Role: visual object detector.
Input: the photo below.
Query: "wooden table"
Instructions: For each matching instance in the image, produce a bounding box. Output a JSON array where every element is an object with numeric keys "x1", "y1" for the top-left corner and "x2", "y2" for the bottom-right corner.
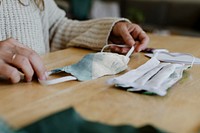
[{"x1": 1, "y1": 34, "x2": 200, "y2": 133}]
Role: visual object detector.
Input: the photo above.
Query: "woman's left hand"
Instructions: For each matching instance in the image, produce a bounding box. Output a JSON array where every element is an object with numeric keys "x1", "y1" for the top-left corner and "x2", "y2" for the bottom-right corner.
[{"x1": 109, "y1": 21, "x2": 149, "y2": 54}]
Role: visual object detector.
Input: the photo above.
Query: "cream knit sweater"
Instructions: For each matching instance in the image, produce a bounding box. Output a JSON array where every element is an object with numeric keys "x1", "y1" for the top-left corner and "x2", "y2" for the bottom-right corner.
[{"x1": 0, "y1": 0, "x2": 128, "y2": 55}]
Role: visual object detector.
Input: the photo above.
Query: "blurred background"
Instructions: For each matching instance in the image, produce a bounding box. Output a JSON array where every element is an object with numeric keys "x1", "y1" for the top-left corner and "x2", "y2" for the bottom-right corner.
[{"x1": 55, "y1": 0, "x2": 200, "y2": 37}]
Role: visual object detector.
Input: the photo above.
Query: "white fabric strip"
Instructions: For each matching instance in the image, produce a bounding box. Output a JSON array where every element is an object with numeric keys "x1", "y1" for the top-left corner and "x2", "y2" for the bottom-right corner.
[
  {"x1": 107, "y1": 57, "x2": 160, "y2": 85},
  {"x1": 39, "y1": 76, "x2": 77, "y2": 85},
  {"x1": 134, "y1": 63, "x2": 169, "y2": 85},
  {"x1": 145, "y1": 64, "x2": 177, "y2": 88},
  {"x1": 145, "y1": 52, "x2": 198, "y2": 65}
]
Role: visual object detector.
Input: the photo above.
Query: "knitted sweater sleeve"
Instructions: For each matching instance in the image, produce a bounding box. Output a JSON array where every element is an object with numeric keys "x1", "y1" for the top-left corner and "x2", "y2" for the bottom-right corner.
[{"x1": 47, "y1": 0, "x2": 130, "y2": 52}]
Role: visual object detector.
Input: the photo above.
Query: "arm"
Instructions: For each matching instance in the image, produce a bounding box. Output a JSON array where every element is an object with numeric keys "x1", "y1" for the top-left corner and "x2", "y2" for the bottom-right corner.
[
  {"x1": 51, "y1": 17, "x2": 131, "y2": 51},
  {"x1": 46, "y1": 0, "x2": 149, "y2": 53},
  {"x1": 45, "y1": 0, "x2": 132, "y2": 51}
]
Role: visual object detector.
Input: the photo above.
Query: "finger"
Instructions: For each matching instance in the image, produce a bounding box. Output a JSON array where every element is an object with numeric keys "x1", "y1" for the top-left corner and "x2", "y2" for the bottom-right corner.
[
  {"x1": 0, "y1": 61, "x2": 21, "y2": 83},
  {"x1": 121, "y1": 47, "x2": 131, "y2": 54},
  {"x1": 110, "y1": 45, "x2": 130, "y2": 54},
  {"x1": 11, "y1": 54, "x2": 34, "y2": 82},
  {"x1": 119, "y1": 24, "x2": 135, "y2": 47},
  {"x1": 16, "y1": 47, "x2": 47, "y2": 80},
  {"x1": 139, "y1": 32, "x2": 149, "y2": 50},
  {"x1": 110, "y1": 45, "x2": 121, "y2": 53},
  {"x1": 109, "y1": 36, "x2": 124, "y2": 44},
  {"x1": 29, "y1": 53, "x2": 47, "y2": 80},
  {"x1": 5, "y1": 39, "x2": 47, "y2": 80},
  {"x1": 7, "y1": 38, "x2": 26, "y2": 48},
  {"x1": 134, "y1": 31, "x2": 150, "y2": 52},
  {"x1": 131, "y1": 25, "x2": 144, "y2": 39}
]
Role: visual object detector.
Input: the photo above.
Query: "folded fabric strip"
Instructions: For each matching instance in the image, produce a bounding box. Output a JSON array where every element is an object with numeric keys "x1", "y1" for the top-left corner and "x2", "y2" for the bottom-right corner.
[{"x1": 108, "y1": 57, "x2": 189, "y2": 96}]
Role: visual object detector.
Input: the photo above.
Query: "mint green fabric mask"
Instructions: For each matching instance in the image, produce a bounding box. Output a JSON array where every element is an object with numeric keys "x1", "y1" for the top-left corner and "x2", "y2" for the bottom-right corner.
[{"x1": 39, "y1": 45, "x2": 134, "y2": 85}]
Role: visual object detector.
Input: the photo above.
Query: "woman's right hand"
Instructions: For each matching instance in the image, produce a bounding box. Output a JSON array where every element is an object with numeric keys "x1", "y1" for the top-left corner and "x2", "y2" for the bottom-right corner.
[{"x1": 0, "y1": 38, "x2": 47, "y2": 83}]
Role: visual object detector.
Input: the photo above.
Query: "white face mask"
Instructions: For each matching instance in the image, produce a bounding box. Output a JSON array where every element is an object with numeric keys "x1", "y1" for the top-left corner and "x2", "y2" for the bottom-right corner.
[
  {"x1": 39, "y1": 45, "x2": 134, "y2": 85},
  {"x1": 145, "y1": 49, "x2": 200, "y2": 64},
  {"x1": 108, "y1": 51, "x2": 191, "y2": 96}
]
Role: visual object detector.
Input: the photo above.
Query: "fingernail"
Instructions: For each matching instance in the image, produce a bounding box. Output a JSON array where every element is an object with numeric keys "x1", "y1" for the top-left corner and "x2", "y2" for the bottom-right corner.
[
  {"x1": 115, "y1": 47, "x2": 120, "y2": 52},
  {"x1": 24, "y1": 75, "x2": 32, "y2": 82},
  {"x1": 39, "y1": 73, "x2": 47, "y2": 80},
  {"x1": 121, "y1": 49, "x2": 125, "y2": 53},
  {"x1": 137, "y1": 48, "x2": 141, "y2": 52},
  {"x1": 27, "y1": 77, "x2": 32, "y2": 82}
]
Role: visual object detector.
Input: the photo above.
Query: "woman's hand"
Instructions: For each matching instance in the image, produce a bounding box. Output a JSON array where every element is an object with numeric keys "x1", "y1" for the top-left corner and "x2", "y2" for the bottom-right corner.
[
  {"x1": 109, "y1": 21, "x2": 149, "y2": 54},
  {"x1": 0, "y1": 38, "x2": 47, "y2": 83}
]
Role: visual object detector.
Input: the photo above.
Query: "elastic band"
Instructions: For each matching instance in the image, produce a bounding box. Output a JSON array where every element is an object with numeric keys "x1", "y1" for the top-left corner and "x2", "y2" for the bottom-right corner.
[
  {"x1": 39, "y1": 76, "x2": 77, "y2": 85},
  {"x1": 101, "y1": 44, "x2": 134, "y2": 57},
  {"x1": 190, "y1": 55, "x2": 196, "y2": 67},
  {"x1": 101, "y1": 44, "x2": 110, "y2": 52},
  {"x1": 125, "y1": 46, "x2": 134, "y2": 58}
]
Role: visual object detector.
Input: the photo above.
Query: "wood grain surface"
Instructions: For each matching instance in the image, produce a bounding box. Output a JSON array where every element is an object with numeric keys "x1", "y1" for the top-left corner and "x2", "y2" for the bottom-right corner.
[{"x1": 1, "y1": 34, "x2": 200, "y2": 133}]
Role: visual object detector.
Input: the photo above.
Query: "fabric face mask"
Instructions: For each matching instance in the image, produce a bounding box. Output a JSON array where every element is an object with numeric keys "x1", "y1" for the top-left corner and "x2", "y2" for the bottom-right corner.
[
  {"x1": 108, "y1": 51, "x2": 191, "y2": 96},
  {"x1": 144, "y1": 48, "x2": 200, "y2": 64},
  {"x1": 39, "y1": 45, "x2": 134, "y2": 85}
]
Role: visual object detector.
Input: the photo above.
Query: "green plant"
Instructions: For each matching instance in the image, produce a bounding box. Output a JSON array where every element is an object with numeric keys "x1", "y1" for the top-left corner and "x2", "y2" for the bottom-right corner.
[{"x1": 126, "y1": 8, "x2": 145, "y2": 24}]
